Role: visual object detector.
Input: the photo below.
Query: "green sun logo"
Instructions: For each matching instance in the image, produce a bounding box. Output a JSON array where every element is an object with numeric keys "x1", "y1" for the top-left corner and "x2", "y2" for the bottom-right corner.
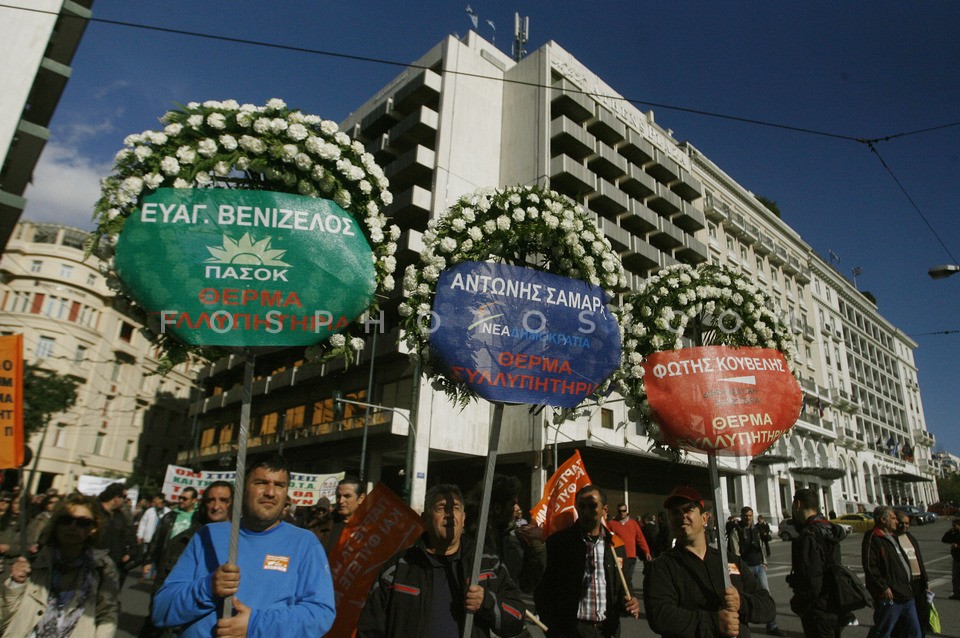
[{"x1": 205, "y1": 233, "x2": 291, "y2": 266}]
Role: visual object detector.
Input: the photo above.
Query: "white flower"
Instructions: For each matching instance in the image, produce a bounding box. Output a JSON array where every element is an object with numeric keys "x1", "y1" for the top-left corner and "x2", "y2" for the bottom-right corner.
[
  {"x1": 253, "y1": 118, "x2": 271, "y2": 134},
  {"x1": 320, "y1": 120, "x2": 339, "y2": 136},
  {"x1": 287, "y1": 123, "x2": 308, "y2": 141},
  {"x1": 298, "y1": 180, "x2": 318, "y2": 197},
  {"x1": 176, "y1": 146, "x2": 197, "y2": 164},
  {"x1": 213, "y1": 161, "x2": 231, "y2": 176},
  {"x1": 439, "y1": 237, "x2": 457, "y2": 253},
  {"x1": 496, "y1": 216, "x2": 511, "y2": 230},
  {"x1": 134, "y1": 145, "x2": 153, "y2": 161},
  {"x1": 160, "y1": 156, "x2": 180, "y2": 175},
  {"x1": 281, "y1": 144, "x2": 299, "y2": 161},
  {"x1": 195, "y1": 171, "x2": 213, "y2": 185},
  {"x1": 236, "y1": 112, "x2": 254, "y2": 127},
  {"x1": 269, "y1": 118, "x2": 289, "y2": 134},
  {"x1": 121, "y1": 176, "x2": 143, "y2": 195},
  {"x1": 350, "y1": 337, "x2": 365, "y2": 351},
  {"x1": 329, "y1": 333, "x2": 346, "y2": 348},
  {"x1": 334, "y1": 189, "x2": 352, "y2": 209},
  {"x1": 173, "y1": 178, "x2": 190, "y2": 188},
  {"x1": 207, "y1": 112, "x2": 227, "y2": 129},
  {"x1": 197, "y1": 138, "x2": 218, "y2": 157},
  {"x1": 295, "y1": 153, "x2": 313, "y2": 170},
  {"x1": 266, "y1": 98, "x2": 287, "y2": 110},
  {"x1": 187, "y1": 114, "x2": 203, "y2": 128},
  {"x1": 239, "y1": 136, "x2": 266, "y2": 154},
  {"x1": 143, "y1": 172, "x2": 163, "y2": 189},
  {"x1": 147, "y1": 131, "x2": 168, "y2": 145},
  {"x1": 380, "y1": 190, "x2": 393, "y2": 205}
]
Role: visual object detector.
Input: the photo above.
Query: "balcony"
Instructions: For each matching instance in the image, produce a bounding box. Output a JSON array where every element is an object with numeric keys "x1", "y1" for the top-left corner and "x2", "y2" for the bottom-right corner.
[
  {"x1": 670, "y1": 169, "x2": 703, "y2": 203},
  {"x1": 600, "y1": 217, "x2": 631, "y2": 252},
  {"x1": 393, "y1": 68, "x2": 442, "y2": 113},
  {"x1": 26, "y1": 57, "x2": 72, "y2": 128},
  {"x1": 549, "y1": 155, "x2": 595, "y2": 198},
  {"x1": 796, "y1": 265, "x2": 812, "y2": 284},
  {"x1": 622, "y1": 236, "x2": 660, "y2": 274},
  {"x1": 724, "y1": 211, "x2": 748, "y2": 239},
  {"x1": 384, "y1": 145, "x2": 435, "y2": 192},
  {"x1": 619, "y1": 164, "x2": 657, "y2": 200},
  {"x1": 2, "y1": 120, "x2": 50, "y2": 195},
  {"x1": 387, "y1": 185, "x2": 432, "y2": 230},
  {"x1": 586, "y1": 108, "x2": 626, "y2": 145},
  {"x1": 646, "y1": 149, "x2": 680, "y2": 184},
  {"x1": 587, "y1": 178, "x2": 629, "y2": 217},
  {"x1": 389, "y1": 106, "x2": 438, "y2": 151},
  {"x1": 618, "y1": 130, "x2": 655, "y2": 167},
  {"x1": 703, "y1": 195, "x2": 730, "y2": 222},
  {"x1": 620, "y1": 200, "x2": 659, "y2": 235},
  {"x1": 551, "y1": 116, "x2": 594, "y2": 161},
  {"x1": 744, "y1": 223, "x2": 761, "y2": 246},
  {"x1": 784, "y1": 254, "x2": 801, "y2": 276},
  {"x1": 803, "y1": 324, "x2": 816, "y2": 342},
  {"x1": 755, "y1": 232, "x2": 774, "y2": 256},
  {"x1": 551, "y1": 80, "x2": 593, "y2": 123},
  {"x1": 360, "y1": 97, "x2": 399, "y2": 138},
  {"x1": 649, "y1": 217, "x2": 685, "y2": 251},
  {"x1": 676, "y1": 235, "x2": 708, "y2": 265},
  {"x1": 912, "y1": 428, "x2": 936, "y2": 447},
  {"x1": 588, "y1": 143, "x2": 629, "y2": 181},
  {"x1": 647, "y1": 183, "x2": 681, "y2": 217},
  {"x1": 47, "y1": 2, "x2": 93, "y2": 66},
  {"x1": 791, "y1": 318, "x2": 803, "y2": 335},
  {"x1": 770, "y1": 245, "x2": 788, "y2": 266},
  {"x1": 671, "y1": 201, "x2": 706, "y2": 234}
]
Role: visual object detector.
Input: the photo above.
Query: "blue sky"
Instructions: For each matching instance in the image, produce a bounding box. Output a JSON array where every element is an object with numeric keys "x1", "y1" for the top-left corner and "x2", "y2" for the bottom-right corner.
[{"x1": 19, "y1": 1, "x2": 960, "y2": 454}]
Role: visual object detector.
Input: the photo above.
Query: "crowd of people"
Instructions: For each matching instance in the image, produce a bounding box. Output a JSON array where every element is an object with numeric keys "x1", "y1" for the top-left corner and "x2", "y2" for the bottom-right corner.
[{"x1": 0, "y1": 464, "x2": 956, "y2": 638}]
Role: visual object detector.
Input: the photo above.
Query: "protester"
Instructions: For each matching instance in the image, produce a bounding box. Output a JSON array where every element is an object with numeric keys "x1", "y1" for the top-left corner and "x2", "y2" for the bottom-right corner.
[
  {"x1": 891, "y1": 512, "x2": 930, "y2": 638},
  {"x1": 0, "y1": 493, "x2": 119, "y2": 637},
  {"x1": 139, "y1": 481, "x2": 233, "y2": 638},
  {"x1": 150, "y1": 488, "x2": 198, "y2": 586},
  {"x1": 136, "y1": 494, "x2": 170, "y2": 581},
  {"x1": 536, "y1": 484, "x2": 640, "y2": 637},
  {"x1": 728, "y1": 506, "x2": 783, "y2": 636},
  {"x1": 323, "y1": 475, "x2": 366, "y2": 554},
  {"x1": 607, "y1": 502, "x2": 651, "y2": 588},
  {"x1": 645, "y1": 486, "x2": 775, "y2": 638},
  {"x1": 152, "y1": 456, "x2": 335, "y2": 637},
  {"x1": 358, "y1": 483, "x2": 526, "y2": 637},
  {"x1": 25, "y1": 492, "x2": 60, "y2": 553},
  {"x1": 941, "y1": 517, "x2": 960, "y2": 600},
  {"x1": 0, "y1": 492, "x2": 23, "y2": 572},
  {"x1": 641, "y1": 513, "x2": 660, "y2": 558},
  {"x1": 787, "y1": 488, "x2": 851, "y2": 638},
  {"x1": 306, "y1": 497, "x2": 334, "y2": 545},
  {"x1": 756, "y1": 514, "x2": 772, "y2": 558},
  {"x1": 96, "y1": 483, "x2": 136, "y2": 589},
  {"x1": 862, "y1": 506, "x2": 921, "y2": 638},
  {"x1": 467, "y1": 474, "x2": 546, "y2": 598}
]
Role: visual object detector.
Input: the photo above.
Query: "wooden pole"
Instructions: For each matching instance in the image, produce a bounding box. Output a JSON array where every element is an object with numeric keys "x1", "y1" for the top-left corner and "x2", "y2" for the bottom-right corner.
[
  {"x1": 462, "y1": 403, "x2": 504, "y2": 638},
  {"x1": 223, "y1": 351, "x2": 254, "y2": 617},
  {"x1": 709, "y1": 453, "x2": 732, "y2": 588}
]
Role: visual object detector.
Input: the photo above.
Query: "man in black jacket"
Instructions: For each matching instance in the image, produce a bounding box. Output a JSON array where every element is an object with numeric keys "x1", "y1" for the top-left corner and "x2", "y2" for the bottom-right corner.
[
  {"x1": 862, "y1": 506, "x2": 922, "y2": 638},
  {"x1": 535, "y1": 484, "x2": 640, "y2": 637},
  {"x1": 942, "y1": 517, "x2": 960, "y2": 600},
  {"x1": 787, "y1": 488, "x2": 850, "y2": 638},
  {"x1": 891, "y1": 512, "x2": 929, "y2": 638},
  {"x1": 644, "y1": 486, "x2": 775, "y2": 638},
  {"x1": 358, "y1": 483, "x2": 526, "y2": 638}
]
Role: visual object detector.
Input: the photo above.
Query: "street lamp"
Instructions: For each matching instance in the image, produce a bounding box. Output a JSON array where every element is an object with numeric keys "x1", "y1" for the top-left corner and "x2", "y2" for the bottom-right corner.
[{"x1": 928, "y1": 264, "x2": 960, "y2": 279}]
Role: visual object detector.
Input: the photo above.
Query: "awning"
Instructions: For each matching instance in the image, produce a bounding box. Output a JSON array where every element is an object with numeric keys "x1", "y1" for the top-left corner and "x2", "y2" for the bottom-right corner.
[
  {"x1": 791, "y1": 466, "x2": 846, "y2": 480},
  {"x1": 749, "y1": 453, "x2": 793, "y2": 466},
  {"x1": 881, "y1": 471, "x2": 933, "y2": 483}
]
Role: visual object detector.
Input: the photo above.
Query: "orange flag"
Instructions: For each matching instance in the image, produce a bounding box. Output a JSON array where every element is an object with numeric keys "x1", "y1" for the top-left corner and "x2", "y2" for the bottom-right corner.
[
  {"x1": 326, "y1": 482, "x2": 424, "y2": 638},
  {"x1": 0, "y1": 335, "x2": 24, "y2": 470},
  {"x1": 530, "y1": 450, "x2": 592, "y2": 538}
]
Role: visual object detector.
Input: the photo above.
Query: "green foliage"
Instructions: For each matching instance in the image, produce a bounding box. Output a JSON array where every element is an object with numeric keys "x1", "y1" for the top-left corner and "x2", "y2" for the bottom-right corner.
[
  {"x1": 22, "y1": 364, "x2": 80, "y2": 435},
  {"x1": 756, "y1": 195, "x2": 782, "y2": 218},
  {"x1": 937, "y1": 473, "x2": 960, "y2": 504},
  {"x1": 862, "y1": 290, "x2": 877, "y2": 305}
]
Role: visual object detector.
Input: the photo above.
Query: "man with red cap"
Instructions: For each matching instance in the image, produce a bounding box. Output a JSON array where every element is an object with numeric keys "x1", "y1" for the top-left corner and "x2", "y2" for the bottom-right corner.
[{"x1": 643, "y1": 486, "x2": 775, "y2": 638}]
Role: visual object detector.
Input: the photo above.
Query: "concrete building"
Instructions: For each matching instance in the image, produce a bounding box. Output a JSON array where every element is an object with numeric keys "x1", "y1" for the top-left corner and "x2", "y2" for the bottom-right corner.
[
  {"x1": 0, "y1": 222, "x2": 194, "y2": 493},
  {"x1": 184, "y1": 32, "x2": 938, "y2": 517},
  {"x1": 0, "y1": 0, "x2": 93, "y2": 249}
]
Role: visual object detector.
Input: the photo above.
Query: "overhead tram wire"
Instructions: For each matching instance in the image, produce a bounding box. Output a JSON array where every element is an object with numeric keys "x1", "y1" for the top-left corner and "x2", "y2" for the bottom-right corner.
[{"x1": 5, "y1": 3, "x2": 959, "y2": 260}]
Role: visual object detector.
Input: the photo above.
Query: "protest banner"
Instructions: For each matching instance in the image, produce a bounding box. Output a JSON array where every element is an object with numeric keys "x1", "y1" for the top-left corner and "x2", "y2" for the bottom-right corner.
[
  {"x1": 77, "y1": 475, "x2": 125, "y2": 497},
  {"x1": 326, "y1": 483, "x2": 424, "y2": 638},
  {"x1": 0, "y1": 335, "x2": 23, "y2": 469},
  {"x1": 161, "y1": 464, "x2": 343, "y2": 506},
  {"x1": 530, "y1": 450, "x2": 593, "y2": 538}
]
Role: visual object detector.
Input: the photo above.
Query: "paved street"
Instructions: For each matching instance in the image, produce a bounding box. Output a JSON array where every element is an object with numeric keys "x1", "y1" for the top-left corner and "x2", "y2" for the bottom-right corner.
[{"x1": 117, "y1": 518, "x2": 960, "y2": 637}]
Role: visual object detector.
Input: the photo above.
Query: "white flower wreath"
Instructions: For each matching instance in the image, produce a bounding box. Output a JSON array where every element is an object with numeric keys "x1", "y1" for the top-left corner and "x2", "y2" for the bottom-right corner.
[
  {"x1": 400, "y1": 185, "x2": 628, "y2": 406},
  {"x1": 91, "y1": 99, "x2": 400, "y2": 370},
  {"x1": 615, "y1": 263, "x2": 798, "y2": 445}
]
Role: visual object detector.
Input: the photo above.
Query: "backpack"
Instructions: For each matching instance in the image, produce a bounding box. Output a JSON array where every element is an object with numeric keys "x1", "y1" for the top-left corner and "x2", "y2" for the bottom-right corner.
[{"x1": 825, "y1": 559, "x2": 871, "y2": 613}]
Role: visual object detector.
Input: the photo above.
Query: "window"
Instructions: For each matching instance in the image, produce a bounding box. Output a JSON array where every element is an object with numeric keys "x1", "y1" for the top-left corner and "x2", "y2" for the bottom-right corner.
[
  {"x1": 119, "y1": 321, "x2": 135, "y2": 343},
  {"x1": 285, "y1": 405, "x2": 306, "y2": 430},
  {"x1": 93, "y1": 433, "x2": 105, "y2": 456},
  {"x1": 726, "y1": 237, "x2": 734, "y2": 252},
  {"x1": 756, "y1": 256, "x2": 763, "y2": 272},
  {"x1": 111, "y1": 362, "x2": 121, "y2": 382},
  {"x1": 74, "y1": 345, "x2": 87, "y2": 363},
  {"x1": 30, "y1": 260, "x2": 42, "y2": 273},
  {"x1": 59, "y1": 264, "x2": 73, "y2": 279},
  {"x1": 259, "y1": 412, "x2": 279, "y2": 435},
  {"x1": 601, "y1": 408, "x2": 614, "y2": 430},
  {"x1": 707, "y1": 222, "x2": 717, "y2": 239},
  {"x1": 86, "y1": 273, "x2": 97, "y2": 286},
  {"x1": 36, "y1": 336, "x2": 55, "y2": 359},
  {"x1": 52, "y1": 426, "x2": 66, "y2": 448},
  {"x1": 123, "y1": 440, "x2": 134, "y2": 462},
  {"x1": 200, "y1": 428, "x2": 216, "y2": 448}
]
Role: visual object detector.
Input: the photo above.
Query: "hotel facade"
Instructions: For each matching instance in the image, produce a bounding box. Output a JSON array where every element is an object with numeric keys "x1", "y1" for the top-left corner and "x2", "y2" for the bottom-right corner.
[{"x1": 184, "y1": 33, "x2": 938, "y2": 519}]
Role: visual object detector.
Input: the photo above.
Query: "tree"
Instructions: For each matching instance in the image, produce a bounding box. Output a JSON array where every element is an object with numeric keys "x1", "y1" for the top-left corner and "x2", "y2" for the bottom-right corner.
[
  {"x1": 938, "y1": 473, "x2": 960, "y2": 505},
  {"x1": 22, "y1": 363, "x2": 80, "y2": 436},
  {"x1": 755, "y1": 195, "x2": 782, "y2": 218}
]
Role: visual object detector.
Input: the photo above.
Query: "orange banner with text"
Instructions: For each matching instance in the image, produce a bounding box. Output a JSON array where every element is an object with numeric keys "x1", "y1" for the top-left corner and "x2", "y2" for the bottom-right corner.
[
  {"x1": 0, "y1": 335, "x2": 24, "y2": 469},
  {"x1": 531, "y1": 450, "x2": 593, "y2": 538},
  {"x1": 326, "y1": 483, "x2": 424, "y2": 638}
]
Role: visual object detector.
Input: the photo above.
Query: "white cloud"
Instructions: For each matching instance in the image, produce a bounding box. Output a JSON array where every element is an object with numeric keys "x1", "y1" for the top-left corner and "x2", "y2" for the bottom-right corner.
[{"x1": 21, "y1": 142, "x2": 111, "y2": 230}]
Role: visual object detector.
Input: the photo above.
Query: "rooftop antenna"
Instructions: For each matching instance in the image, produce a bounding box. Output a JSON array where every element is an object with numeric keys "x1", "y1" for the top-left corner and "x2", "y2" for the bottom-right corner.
[
  {"x1": 851, "y1": 266, "x2": 863, "y2": 289},
  {"x1": 513, "y1": 12, "x2": 529, "y2": 62},
  {"x1": 828, "y1": 249, "x2": 841, "y2": 266}
]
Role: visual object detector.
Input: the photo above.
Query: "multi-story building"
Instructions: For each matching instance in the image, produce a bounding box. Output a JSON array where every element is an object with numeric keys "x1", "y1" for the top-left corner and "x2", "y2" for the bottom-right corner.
[
  {"x1": 0, "y1": 0, "x2": 93, "y2": 249},
  {"x1": 185, "y1": 32, "x2": 938, "y2": 517},
  {"x1": 0, "y1": 221, "x2": 194, "y2": 493}
]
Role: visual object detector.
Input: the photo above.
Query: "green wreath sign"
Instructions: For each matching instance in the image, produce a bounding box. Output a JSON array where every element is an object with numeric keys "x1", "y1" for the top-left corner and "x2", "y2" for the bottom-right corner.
[
  {"x1": 91, "y1": 99, "x2": 399, "y2": 370},
  {"x1": 400, "y1": 185, "x2": 628, "y2": 406},
  {"x1": 615, "y1": 263, "x2": 798, "y2": 447}
]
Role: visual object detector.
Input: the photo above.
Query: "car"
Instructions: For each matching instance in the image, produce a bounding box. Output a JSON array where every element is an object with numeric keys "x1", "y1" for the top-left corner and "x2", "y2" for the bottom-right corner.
[
  {"x1": 894, "y1": 505, "x2": 934, "y2": 526},
  {"x1": 928, "y1": 502, "x2": 959, "y2": 516},
  {"x1": 779, "y1": 518, "x2": 854, "y2": 540},
  {"x1": 829, "y1": 513, "x2": 875, "y2": 533}
]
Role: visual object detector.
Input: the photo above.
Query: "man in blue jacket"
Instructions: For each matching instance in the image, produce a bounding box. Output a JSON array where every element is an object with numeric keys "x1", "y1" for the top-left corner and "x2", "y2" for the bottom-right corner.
[{"x1": 152, "y1": 455, "x2": 335, "y2": 637}]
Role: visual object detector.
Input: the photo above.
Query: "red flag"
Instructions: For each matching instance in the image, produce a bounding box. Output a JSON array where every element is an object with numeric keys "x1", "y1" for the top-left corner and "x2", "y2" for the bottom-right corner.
[
  {"x1": 326, "y1": 483, "x2": 424, "y2": 638},
  {"x1": 0, "y1": 335, "x2": 24, "y2": 469},
  {"x1": 530, "y1": 450, "x2": 592, "y2": 538}
]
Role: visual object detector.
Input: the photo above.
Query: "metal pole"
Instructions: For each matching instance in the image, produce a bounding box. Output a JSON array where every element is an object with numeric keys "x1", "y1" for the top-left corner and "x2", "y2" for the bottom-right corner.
[
  {"x1": 404, "y1": 363, "x2": 421, "y2": 506},
  {"x1": 360, "y1": 327, "x2": 378, "y2": 482},
  {"x1": 462, "y1": 403, "x2": 504, "y2": 638},
  {"x1": 709, "y1": 454, "x2": 732, "y2": 588},
  {"x1": 224, "y1": 351, "x2": 254, "y2": 617}
]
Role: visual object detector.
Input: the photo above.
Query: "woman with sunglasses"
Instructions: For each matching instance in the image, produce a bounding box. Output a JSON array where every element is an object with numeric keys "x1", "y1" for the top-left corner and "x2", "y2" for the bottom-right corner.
[{"x1": 0, "y1": 493, "x2": 119, "y2": 637}]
